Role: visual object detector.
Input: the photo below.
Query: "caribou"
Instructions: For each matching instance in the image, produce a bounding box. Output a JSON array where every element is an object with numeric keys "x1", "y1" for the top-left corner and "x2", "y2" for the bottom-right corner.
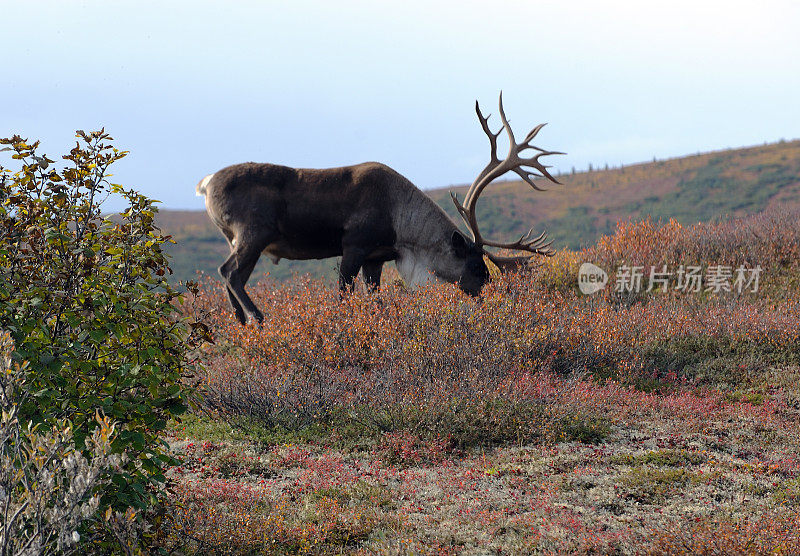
[{"x1": 196, "y1": 93, "x2": 563, "y2": 325}]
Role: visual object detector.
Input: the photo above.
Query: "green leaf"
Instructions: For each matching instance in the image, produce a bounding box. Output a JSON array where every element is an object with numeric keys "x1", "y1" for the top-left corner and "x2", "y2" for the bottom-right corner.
[{"x1": 89, "y1": 330, "x2": 106, "y2": 342}]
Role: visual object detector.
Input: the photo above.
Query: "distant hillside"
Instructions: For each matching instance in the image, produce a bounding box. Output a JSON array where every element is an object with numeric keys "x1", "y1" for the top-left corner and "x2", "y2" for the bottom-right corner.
[
  {"x1": 432, "y1": 139, "x2": 800, "y2": 251},
  {"x1": 160, "y1": 139, "x2": 800, "y2": 283}
]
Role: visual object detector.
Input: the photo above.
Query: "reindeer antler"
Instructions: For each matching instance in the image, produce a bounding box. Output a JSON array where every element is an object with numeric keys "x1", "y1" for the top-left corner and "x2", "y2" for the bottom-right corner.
[{"x1": 451, "y1": 92, "x2": 564, "y2": 270}]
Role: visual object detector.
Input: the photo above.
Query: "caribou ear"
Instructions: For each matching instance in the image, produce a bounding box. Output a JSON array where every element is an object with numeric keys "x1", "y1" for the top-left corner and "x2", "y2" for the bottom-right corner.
[{"x1": 451, "y1": 231, "x2": 469, "y2": 258}]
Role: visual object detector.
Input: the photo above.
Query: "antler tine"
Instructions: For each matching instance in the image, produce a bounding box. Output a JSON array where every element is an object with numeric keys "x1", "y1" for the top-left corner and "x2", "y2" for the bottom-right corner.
[
  {"x1": 512, "y1": 167, "x2": 548, "y2": 191},
  {"x1": 523, "y1": 122, "x2": 548, "y2": 146},
  {"x1": 462, "y1": 100, "x2": 503, "y2": 209},
  {"x1": 485, "y1": 228, "x2": 556, "y2": 270},
  {"x1": 497, "y1": 91, "x2": 518, "y2": 155},
  {"x1": 449, "y1": 191, "x2": 473, "y2": 231},
  {"x1": 511, "y1": 149, "x2": 565, "y2": 190},
  {"x1": 452, "y1": 99, "x2": 506, "y2": 243},
  {"x1": 475, "y1": 100, "x2": 501, "y2": 165},
  {"x1": 486, "y1": 248, "x2": 554, "y2": 272},
  {"x1": 482, "y1": 228, "x2": 553, "y2": 252}
]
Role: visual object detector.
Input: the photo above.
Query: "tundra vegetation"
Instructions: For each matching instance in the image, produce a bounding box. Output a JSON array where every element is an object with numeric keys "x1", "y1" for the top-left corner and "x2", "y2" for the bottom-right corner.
[
  {"x1": 3, "y1": 132, "x2": 800, "y2": 554},
  {"x1": 162, "y1": 208, "x2": 800, "y2": 554}
]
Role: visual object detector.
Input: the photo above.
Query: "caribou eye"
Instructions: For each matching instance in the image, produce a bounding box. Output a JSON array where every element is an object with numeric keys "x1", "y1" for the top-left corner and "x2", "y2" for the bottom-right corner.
[
  {"x1": 466, "y1": 259, "x2": 483, "y2": 273},
  {"x1": 451, "y1": 231, "x2": 469, "y2": 258}
]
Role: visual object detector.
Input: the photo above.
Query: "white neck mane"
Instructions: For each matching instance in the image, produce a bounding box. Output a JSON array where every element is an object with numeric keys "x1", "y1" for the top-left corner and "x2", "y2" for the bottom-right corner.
[
  {"x1": 395, "y1": 248, "x2": 446, "y2": 288},
  {"x1": 389, "y1": 185, "x2": 461, "y2": 288}
]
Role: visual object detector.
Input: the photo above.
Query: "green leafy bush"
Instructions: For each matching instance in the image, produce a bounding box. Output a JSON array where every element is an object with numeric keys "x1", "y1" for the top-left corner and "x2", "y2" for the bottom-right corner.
[
  {"x1": 0, "y1": 332, "x2": 123, "y2": 555},
  {"x1": 0, "y1": 131, "x2": 199, "y2": 512}
]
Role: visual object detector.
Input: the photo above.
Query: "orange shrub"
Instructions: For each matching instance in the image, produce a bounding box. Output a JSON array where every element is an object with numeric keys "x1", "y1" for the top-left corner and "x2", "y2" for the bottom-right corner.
[{"x1": 586, "y1": 207, "x2": 800, "y2": 280}]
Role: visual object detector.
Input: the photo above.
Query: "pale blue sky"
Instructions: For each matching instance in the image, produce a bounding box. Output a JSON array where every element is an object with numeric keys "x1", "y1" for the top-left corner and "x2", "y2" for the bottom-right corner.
[{"x1": 3, "y1": 0, "x2": 799, "y2": 210}]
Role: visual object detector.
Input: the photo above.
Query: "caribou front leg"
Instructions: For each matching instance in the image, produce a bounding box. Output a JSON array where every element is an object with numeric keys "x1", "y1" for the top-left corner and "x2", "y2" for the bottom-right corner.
[
  {"x1": 361, "y1": 261, "x2": 384, "y2": 291},
  {"x1": 339, "y1": 247, "x2": 368, "y2": 292}
]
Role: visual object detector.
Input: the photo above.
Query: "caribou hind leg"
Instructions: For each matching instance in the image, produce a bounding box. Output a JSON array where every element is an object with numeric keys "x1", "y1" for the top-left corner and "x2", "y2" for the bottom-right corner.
[
  {"x1": 219, "y1": 250, "x2": 263, "y2": 324},
  {"x1": 219, "y1": 228, "x2": 247, "y2": 324},
  {"x1": 219, "y1": 234, "x2": 269, "y2": 325},
  {"x1": 224, "y1": 286, "x2": 247, "y2": 324}
]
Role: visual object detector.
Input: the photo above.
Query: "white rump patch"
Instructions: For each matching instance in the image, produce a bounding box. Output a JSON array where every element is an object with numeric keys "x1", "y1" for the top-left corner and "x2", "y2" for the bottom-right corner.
[{"x1": 196, "y1": 174, "x2": 214, "y2": 197}]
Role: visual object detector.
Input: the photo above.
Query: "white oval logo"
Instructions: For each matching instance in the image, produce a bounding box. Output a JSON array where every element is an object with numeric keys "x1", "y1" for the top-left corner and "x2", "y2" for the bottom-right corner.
[{"x1": 578, "y1": 263, "x2": 608, "y2": 295}]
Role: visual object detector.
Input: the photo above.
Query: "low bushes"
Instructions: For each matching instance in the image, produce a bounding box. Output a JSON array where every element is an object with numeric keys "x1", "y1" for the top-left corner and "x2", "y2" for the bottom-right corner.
[
  {"x1": 190, "y1": 261, "x2": 800, "y2": 451},
  {"x1": 178, "y1": 207, "x2": 800, "y2": 553},
  {"x1": 0, "y1": 334, "x2": 121, "y2": 556}
]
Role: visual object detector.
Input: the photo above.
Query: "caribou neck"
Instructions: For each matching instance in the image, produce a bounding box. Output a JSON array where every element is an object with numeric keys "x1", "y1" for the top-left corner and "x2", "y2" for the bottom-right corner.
[{"x1": 391, "y1": 188, "x2": 460, "y2": 287}]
